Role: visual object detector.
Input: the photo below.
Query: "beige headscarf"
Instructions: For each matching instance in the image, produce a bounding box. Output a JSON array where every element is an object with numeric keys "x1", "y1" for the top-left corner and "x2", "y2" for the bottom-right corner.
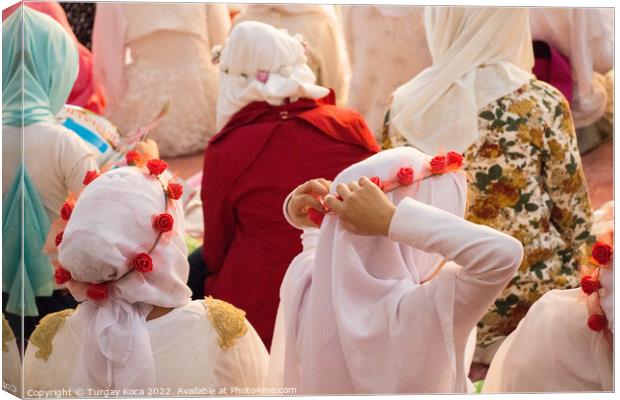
[{"x1": 390, "y1": 7, "x2": 534, "y2": 155}]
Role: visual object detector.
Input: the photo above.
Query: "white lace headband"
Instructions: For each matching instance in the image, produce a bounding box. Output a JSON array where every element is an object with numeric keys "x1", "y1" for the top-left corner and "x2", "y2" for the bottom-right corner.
[{"x1": 211, "y1": 30, "x2": 309, "y2": 84}]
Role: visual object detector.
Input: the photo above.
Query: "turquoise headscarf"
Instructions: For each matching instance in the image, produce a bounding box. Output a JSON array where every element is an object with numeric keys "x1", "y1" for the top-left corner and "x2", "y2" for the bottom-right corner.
[
  {"x1": 2, "y1": 6, "x2": 79, "y2": 127},
  {"x1": 3, "y1": 165, "x2": 55, "y2": 316}
]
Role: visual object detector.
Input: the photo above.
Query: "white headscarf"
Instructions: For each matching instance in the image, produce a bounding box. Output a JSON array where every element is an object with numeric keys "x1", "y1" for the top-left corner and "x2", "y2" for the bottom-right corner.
[
  {"x1": 389, "y1": 7, "x2": 534, "y2": 155},
  {"x1": 274, "y1": 147, "x2": 471, "y2": 393},
  {"x1": 58, "y1": 167, "x2": 191, "y2": 390},
  {"x1": 215, "y1": 21, "x2": 330, "y2": 131}
]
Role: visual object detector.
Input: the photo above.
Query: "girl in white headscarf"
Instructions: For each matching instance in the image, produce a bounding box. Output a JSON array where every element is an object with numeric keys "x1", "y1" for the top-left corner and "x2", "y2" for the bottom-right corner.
[
  {"x1": 483, "y1": 201, "x2": 613, "y2": 392},
  {"x1": 233, "y1": 5, "x2": 350, "y2": 105},
  {"x1": 267, "y1": 147, "x2": 523, "y2": 394},
  {"x1": 201, "y1": 21, "x2": 377, "y2": 349},
  {"x1": 382, "y1": 7, "x2": 593, "y2": 363},
  {"x1": 23, "y1": 160, "x2": 268, "y2": 393}
]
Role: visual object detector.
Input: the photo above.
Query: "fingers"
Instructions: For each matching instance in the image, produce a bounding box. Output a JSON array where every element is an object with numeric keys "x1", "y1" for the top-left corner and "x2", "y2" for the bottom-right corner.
[
  {"x1": 335, "y1": 183, "x2": 352, "y2": 200},
  {"x1": 324, "y1": 194, "x2": 344, "y2": 214},
  {"x1": 297, "y1": 179, "x2": 331, "y2": 197},
  {"x1": 347, "y1": 180, "x2": 361, "y2": 192},
  {"x1": 292, "y1": 194, "x2": 324, "y2": 212},
  {"x1": 358, "y1": 176, "x2": 372, "y2": 187}
]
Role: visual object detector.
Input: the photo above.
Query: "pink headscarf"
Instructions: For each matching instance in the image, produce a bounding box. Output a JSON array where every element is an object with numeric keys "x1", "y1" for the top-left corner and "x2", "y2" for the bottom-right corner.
[
  {"x1": 271, "y1": 147, "x2": 471, "y2": 393},
  {"x1": 57, "y1": 166, "x2": 190, "y2": 390}
]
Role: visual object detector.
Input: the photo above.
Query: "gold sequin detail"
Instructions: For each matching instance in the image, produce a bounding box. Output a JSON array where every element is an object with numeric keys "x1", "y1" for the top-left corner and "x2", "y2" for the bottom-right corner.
[
  {"x1": 29, "y1": 309, "x2": 74, "y2": 361},
  {"x1": 204, "y1": 296, "x2": 248, "y2": 350},
  {"x1": 2, "y1": 314, "x2": 15, "y2": 352}
]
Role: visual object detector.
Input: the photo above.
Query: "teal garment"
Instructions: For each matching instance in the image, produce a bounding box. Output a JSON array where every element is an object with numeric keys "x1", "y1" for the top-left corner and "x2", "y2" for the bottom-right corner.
[
  {"x1": 3, "y1": 165, "x2": 55, "y2": 316},
  {"x1": 2, "y1": 7, "x2": 78, "y2": 127}
]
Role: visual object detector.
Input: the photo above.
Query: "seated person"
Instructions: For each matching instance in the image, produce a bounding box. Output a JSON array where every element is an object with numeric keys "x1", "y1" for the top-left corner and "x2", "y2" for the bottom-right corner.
[
  {"x1": 24, "y1": 160, "x2": 268, "y2": 394},
  {"x1": 267, "y1": 147, "x2": 523, "y2": 394},
  {"x1": 201, "y1": 21, "x2": 378, "y2": 348},
  {"x1": 483, "y1": 202, "x2": 613, "y2": 393}
]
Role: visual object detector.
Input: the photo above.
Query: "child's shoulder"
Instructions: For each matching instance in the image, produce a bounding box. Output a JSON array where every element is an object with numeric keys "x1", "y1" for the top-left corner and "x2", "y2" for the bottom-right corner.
[
  {"x1": 178, "y1": 297, "x2": 250, "y2": 350},
  {"x1": 28, "y1": 308, "x2": 76, "y2": 362}
]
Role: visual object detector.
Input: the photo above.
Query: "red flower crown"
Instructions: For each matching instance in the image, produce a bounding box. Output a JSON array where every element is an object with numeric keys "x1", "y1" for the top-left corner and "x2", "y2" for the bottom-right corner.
[
  {"x1": 580, "y1": 240, "x2": 613, "y2": 341},
  {"x1": 53, "y1": 151, "x2": 183, "y2": 301},
  {"x1": 308, "y1": 151, "x2": 464, "y2": 227}
]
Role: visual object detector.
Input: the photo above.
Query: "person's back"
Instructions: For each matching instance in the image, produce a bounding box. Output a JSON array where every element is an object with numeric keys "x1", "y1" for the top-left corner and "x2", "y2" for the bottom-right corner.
[
  {"x1": 381, "y1": 8, "x2": 593, "y2": 361},
  {"x1": 24, "y1": 299, "x2": 268, "y2": 393},
  {"x1": 268, "y1": 147, "x2": 523, "y2": 394},
  {"x1": 203, "y1": 94, "x2": 377, "y2": 347},
  {"x1": 93, "y1": 3, "x2": 231, "y2": 157},
  {"x1": 22, "y1": 161, "x2": 268, "y2": 393},
  {"x1": 342, "y1": 5, "x2": 431, "y2": 137},
  {"x1": 462, "y1": 78, "x2": 593, "y2": 354}
]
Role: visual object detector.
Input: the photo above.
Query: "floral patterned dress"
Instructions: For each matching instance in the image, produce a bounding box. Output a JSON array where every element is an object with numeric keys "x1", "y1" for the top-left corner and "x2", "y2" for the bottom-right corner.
[{"x1": 382, "y1": 79, "x2": 594, "y2": 348}]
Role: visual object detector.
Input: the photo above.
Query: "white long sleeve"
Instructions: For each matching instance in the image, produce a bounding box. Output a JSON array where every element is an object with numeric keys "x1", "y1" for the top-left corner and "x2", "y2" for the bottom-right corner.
[{"x1": 389, "y1": 197, "x2": 524, "y2": 332}]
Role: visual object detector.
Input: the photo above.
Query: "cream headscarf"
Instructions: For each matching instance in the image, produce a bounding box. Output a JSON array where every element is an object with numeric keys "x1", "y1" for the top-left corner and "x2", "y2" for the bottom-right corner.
[
  {"x1": 215, "y1": 21, "x2": 329, "y2": 131},
  {"x1": 58, "y1": 166, "x2": 191, "y2": 390},
  {"x1": 270, "y1": 147, "x2": 473, "y2": 393},
  {"x1": 390, "y1": 7, "x2": 534, "y2": 155}
]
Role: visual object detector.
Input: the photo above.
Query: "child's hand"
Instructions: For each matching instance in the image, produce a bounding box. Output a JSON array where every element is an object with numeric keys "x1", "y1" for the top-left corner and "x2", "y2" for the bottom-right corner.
[
  {"x1": 324, "y1": 176, "x2": 396, "y2": 236},
  {"x1": 136, "y1": 139, "x2": 160, "y2": 161},
  {"x1": 287, "y1": 179, "x2": 332, "y2": 228}
]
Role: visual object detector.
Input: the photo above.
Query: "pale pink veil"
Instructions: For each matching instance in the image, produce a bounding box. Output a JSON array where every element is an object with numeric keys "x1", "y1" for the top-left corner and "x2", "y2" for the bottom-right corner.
[
  {"x1": 271, "y1": 147, "x2": 471, "y2": 393},
  {"x1": 58, "y1": 167, "x2": 191, "y2": 390}
]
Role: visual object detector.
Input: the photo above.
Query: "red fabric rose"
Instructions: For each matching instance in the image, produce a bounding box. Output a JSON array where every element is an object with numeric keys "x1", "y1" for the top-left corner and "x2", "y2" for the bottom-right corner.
[
  {"x1": 446, "y1": 151, "x2": 464, "y2": 169},
  {"x1": 87, "y1": 283, "x2": 109, "y2": 301},
  {"x1": 591, "y1": 242, "x2": 613, "y2": 265},
  {"x1": 580, "y1": 275, "x2": 602, "y2": 295},
  {"x1": 167, "y1": 182, "x2": 183, "y2": 200},
  {"x1": 153, "y1": 213, "x2": 174, "y2": 233},
  {"x1": 307, "y1": 208, "x2": 325, "y2": 227},
  {"x1": 126, "y1": 150, "x2": 143, "y2": 167},
  {"x1": 397, "y1": 167, "x2": 414, "y2": 185},
  {"x1": 369, "y1": 176, "x2": 385, "y2": 191},
  {"x1": 146, "y1": 159, "x2": 168, "y2": 176},
  {"x1": 82, "y1": 170, "x2": 99, "y2": 185},
  {"x1": 587, "y1": 313, "x2": 608, "y2": 332},
  {"x1": 429, "y1": 155, "x2": 447, "y2": 175},
  {"x1": 55, "y1": 230, "x2": 64, "y2": 247},
  {"x1": 60, "y1": 202, "x2": 73, "y2": 221},
  {"x1": 132, "y1": 253, "x2": 153, "y2": 273},
  {"x1": 54, "y1": 267, "x2": 72, "y2": 285}
]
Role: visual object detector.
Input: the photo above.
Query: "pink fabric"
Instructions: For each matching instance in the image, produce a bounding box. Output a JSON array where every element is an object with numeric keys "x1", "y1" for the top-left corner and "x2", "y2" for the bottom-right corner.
[
  {"x1": 532, "y1": 40, "x2": 573, "y2": 104},
  {"x1": 273, "y1": 147, "x2": 474, "y2": 393},
  {"x1": 58, "y1": 167, "x2": 191, "y2": 390},
  {"x1": 3, "y1": 2, "x2": 106, "y2": 114}
]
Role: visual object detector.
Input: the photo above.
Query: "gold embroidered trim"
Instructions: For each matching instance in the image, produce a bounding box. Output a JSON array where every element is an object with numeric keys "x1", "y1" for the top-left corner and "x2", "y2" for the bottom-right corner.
[
  {"x1": 204, "y1": 296, "x2": 248, "y2": 350},
  {"x1": 2, "y1": 314, "x2": 15, "y2": 352},
  {"x1": 29, "y1": 309, "x2": 74, "y2": 361}
]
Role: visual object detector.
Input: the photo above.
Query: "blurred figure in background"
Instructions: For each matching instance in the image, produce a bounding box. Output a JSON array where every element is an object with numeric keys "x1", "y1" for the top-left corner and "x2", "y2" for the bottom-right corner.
[
  {"x1": 2, "y1": 6, "x2": 95, "y2": 344},
  {"x1": 3, "y1": 1, "x2": 106, "y2": 114},
  {"x1": 342, "y1": 5, "x2": 432, "y2": 138},
  {"x1": 383, "y1": 7, "x2": 593, "y2": 364},
  {"x1": 234, "y1": 4, "x2": 350, "y2": 105},
  {"x1": 93, "y1": 3, "x2": 231, "y2": 157},
  {"x1": 529, "y1": 8, "x2": 613, "y2": 154}
]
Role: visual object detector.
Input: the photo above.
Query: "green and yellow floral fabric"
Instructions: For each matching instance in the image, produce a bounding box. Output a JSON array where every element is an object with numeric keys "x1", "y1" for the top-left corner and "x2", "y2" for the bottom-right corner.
[{"x1": 382, "y1": 79, "x2": 594, "y2": 348}]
